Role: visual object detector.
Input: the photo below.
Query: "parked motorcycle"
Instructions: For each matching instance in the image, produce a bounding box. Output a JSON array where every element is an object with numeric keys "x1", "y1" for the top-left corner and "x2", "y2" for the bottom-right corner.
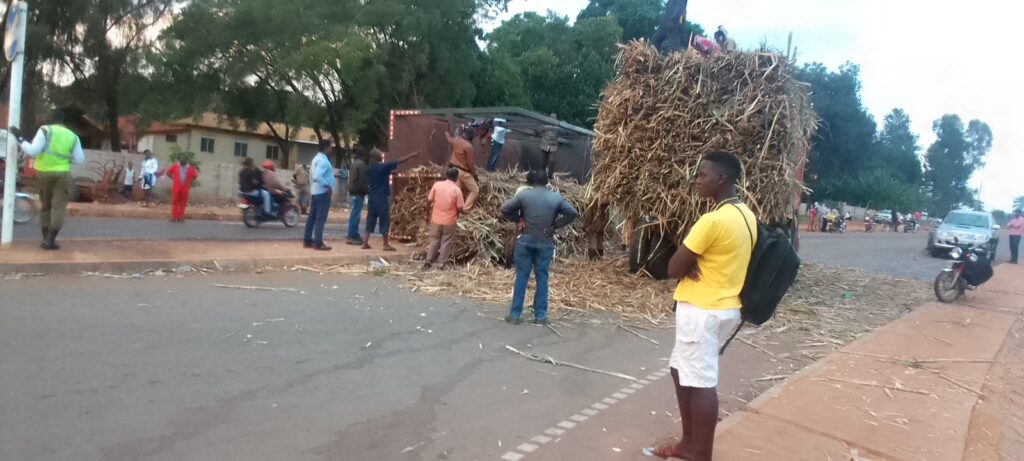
[
  {"x1": 933, "y1": 240, "x2": 994, "y2": 303},
  {"x1": 864, "y1": 217, "x2": 876, "y2": 233},
  {"x1": 903, "y1": 220, "x2": 919, "y2": 233},
  {"x1": 0, "y1": 179, "x2": 37, "y2": 224},
  {"x1": 238, "y1": 190, "x2": 300, "y2": 228}
]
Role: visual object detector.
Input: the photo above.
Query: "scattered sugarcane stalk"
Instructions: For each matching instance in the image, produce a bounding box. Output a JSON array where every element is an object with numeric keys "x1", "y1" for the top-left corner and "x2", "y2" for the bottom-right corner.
[{"x1": 504, "y1": 344, "x2": 637, "y2": 381}]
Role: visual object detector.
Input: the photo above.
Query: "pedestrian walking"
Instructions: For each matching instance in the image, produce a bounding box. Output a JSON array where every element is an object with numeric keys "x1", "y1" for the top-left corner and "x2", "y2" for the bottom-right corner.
[
  {"x1": 292, "y1": 163, "x2": 310, "y2": 214},
  {"x1": 9, "y1": 109, "x2": 85, "y2": 250},
  {"x1": 423, "y1": 167, "x2": 465, "y2": 269},
  {"x1": 653, "y1": 150, "x2": 756, "y2": 461},
  {"x1": 361, "y1": 148, "x2": 418, "y2": 251},
  {"x1": 500, "y1": 170, "x2": 578, "y2": 325},
  {"x1": 140, "y1": 150, "x2": 160, "y2": 207},
  {"x1": 346, "y1": 148, "x2": 369, "y2": 245},
  {"x1": 121, "y1": 161, "x2": 135, "y2": 199},
  {"x1": 1008, "y1": 209, "x2": 1024, "y2": 264},
  {"x1": 303, "y1": 140, "x2": 336, "y2": 251},
  {"x1": 165, "y1": 159, "x2": 199, "y2": 222},
  {"x1": 807, "y1": 204, "x2": 817, "y2": 232},
  {"x1": 540, "y1": 114, "x2": 560, "y2": 179},
  {"x1": 486, "y1": 118, "x2": 509, "y2": 172},
  {"x1": 445, "y1": 126, "x2": 479, "y2": 210}
]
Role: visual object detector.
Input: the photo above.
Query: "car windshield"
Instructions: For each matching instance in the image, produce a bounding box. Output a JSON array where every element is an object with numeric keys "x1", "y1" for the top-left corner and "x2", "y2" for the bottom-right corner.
[{"x1": 943, "y1": 213, "x2": 989, "y2": 228}]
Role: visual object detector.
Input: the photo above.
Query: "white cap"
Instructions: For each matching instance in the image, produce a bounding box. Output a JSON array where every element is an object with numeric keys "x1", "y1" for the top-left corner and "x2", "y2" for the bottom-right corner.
[{"x1": 494, "y1": 118, "x2": 507, "y2": 123}]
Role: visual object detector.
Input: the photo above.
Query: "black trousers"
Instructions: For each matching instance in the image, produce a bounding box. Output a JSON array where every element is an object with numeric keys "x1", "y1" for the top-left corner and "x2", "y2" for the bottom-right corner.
[{"x1": 1010, "y1": 235, "x2": 1021, "y2": 263}]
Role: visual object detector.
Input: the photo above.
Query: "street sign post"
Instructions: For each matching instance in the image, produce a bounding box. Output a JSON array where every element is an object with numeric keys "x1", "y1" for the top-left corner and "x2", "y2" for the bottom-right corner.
[{"x1": 2, "y1": 1, "x2": 27, "y2": 247}]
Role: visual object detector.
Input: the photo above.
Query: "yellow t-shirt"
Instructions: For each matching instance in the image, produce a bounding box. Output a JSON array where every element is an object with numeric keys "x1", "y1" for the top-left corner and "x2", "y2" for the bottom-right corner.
[{"x1": 673, "y1": 202, "x2": 757, "y2": 310}]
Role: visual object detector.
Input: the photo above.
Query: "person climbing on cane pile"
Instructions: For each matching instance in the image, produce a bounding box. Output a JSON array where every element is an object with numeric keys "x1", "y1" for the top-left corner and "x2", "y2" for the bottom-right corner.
[{"x1": 444, "y1": 124, "x2": 479, "y2": 210}]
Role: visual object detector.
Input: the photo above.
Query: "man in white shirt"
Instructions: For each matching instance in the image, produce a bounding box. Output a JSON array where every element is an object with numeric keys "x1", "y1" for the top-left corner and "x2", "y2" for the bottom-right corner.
[
  {"x1": 487, "y1": 118, "x2": 509, "y2": 172},
  {"x1": 122, "y1": 161, "x2": 135, "y2": 199},
  {"x1": 140, "y1": 150, "x2": 159, "y2": 207}
]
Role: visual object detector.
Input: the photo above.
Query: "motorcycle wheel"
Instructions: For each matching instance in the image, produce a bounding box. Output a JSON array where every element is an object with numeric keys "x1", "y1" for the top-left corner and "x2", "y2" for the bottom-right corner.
[
  {"x1": 281, "y1": 207, "x2": 300, "y2": 228},
  {"x1": 242, "y1": 208, "x2": 261, "y2": 228},
  {"x1": 13, "y1": 196, "x2": 37, "y2": 224},
  {"x1": 933, "y1": 271, "x2": 960, "y2": 303}
]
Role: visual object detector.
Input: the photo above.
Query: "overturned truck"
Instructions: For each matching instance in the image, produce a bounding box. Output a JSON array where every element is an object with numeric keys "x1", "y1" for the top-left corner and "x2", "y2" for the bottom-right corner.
[{"x1": 586, "y1": 42, "x2": 815, "y2": 278}]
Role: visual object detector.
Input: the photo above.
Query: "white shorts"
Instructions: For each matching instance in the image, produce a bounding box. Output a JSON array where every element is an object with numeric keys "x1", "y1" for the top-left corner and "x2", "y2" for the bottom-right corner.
[{"x1": 669, "y1": 302, "x2": 742, "y2": 388}]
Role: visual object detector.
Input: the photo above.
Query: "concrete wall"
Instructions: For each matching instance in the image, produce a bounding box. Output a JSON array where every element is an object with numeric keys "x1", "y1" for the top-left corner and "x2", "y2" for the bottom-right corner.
[
  {"x1": 139, "y1": 128, "x2": 314, "y2": 169},
  {"x1": 73, "y1": 148, "x2": 349, "y2": 206}
]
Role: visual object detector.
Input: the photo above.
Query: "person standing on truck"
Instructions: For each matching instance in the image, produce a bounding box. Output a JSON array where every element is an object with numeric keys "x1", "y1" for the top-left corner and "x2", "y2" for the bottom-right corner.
[
  {"x1": 445, "y1": 125, "x2": 479, "y2": 210},
  {"x1": 540, "y1": 114, "x2": 560, "y2": 179},
  {"x1": 654, "y1": 150, "x2": 755, "y2": 461},
  {"x1": 9, "y1": 109, "x2": 85, "y2": 250}
]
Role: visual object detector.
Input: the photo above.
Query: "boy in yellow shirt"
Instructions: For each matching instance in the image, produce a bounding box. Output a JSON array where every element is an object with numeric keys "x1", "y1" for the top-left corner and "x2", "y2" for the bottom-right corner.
[{"x1": 654, "y1": 150, "x2": 756, "y2": 461}]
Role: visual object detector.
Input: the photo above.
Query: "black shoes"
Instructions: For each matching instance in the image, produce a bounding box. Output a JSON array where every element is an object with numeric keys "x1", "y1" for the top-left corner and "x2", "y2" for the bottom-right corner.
[{"x1": 504, "y1": 315, "x2": 522, "y2": 325}]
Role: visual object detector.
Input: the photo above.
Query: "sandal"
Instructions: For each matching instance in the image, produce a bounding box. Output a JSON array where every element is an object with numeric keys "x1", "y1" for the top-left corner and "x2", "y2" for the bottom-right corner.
[
  {"x1": 382, "y1": 245, "x2": 397, "y2": 252},
  {"x1": 651, "y1": 441, "x2": 690, "y2": 460}
]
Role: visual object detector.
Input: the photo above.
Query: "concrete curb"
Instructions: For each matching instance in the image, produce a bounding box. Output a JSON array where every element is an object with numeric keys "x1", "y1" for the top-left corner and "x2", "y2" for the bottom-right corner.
[{"x1": 65, "y1": 203, "x2": 351, "y2": 224}]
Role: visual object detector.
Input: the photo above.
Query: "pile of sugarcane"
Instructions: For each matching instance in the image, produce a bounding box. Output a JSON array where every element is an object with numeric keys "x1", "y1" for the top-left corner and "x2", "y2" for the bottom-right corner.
[
  {"x1": 588, "y1": 41, "x2": 816, "y2": 242},
  {"x1": 391, "y1": 167, "x2": 589, "y2": 265}
]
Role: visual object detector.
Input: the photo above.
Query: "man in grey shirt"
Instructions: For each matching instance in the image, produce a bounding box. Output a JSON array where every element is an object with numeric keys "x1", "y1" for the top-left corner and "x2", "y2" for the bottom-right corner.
[{"x1": 500, "y1": 170, "x2": 578, "y2": 325}]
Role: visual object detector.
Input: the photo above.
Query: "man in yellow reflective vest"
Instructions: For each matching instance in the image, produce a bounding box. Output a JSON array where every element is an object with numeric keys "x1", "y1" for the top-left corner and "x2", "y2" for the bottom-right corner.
[{"x1": 10, "y1": 109, "x2": 85, "y2": 250}]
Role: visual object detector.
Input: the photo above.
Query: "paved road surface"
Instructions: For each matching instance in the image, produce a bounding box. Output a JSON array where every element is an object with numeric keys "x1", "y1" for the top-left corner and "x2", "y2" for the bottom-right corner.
[
  {"x1": 801, "y1": 231, "x2": 953, "y2": 281},
  {"x1": 11, "y1": 217, "x2": 348, "y2": 241},
  {"x1": 0, "y1": 272, "x2": 785, "y2": 461}
]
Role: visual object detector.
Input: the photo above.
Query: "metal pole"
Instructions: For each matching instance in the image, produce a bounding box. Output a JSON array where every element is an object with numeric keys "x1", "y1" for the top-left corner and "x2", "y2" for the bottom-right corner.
[{"x1": 1, "y1": 1, "x2": 27, "y2": 247}]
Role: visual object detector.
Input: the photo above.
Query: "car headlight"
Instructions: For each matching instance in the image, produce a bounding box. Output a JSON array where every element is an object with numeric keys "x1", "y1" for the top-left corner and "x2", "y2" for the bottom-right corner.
[
  {"x1": 968, "y1": 253, "x2": 979, "y2": 263},
  {"x1": 950, "y1": 247, "x2": 963, "y2": 259}
]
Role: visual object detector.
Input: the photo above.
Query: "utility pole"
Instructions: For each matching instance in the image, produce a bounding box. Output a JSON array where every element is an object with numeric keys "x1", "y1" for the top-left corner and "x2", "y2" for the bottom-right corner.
[{"x1": 1, "y1": 0, "x2": 27, "y2": 247}]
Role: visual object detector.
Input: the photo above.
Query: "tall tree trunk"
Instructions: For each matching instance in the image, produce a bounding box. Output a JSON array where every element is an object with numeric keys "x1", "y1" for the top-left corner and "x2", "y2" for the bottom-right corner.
[{"x1": 106, "y1": 94, "x2": 121, "y2": 152}]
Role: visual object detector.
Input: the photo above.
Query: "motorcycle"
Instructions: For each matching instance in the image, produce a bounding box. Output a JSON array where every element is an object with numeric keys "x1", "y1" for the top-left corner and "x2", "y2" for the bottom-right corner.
[
  {"x1": 933, "y1": 240, "x2": 994, "y2": 303},
  {"x1": 826, "y1": 216, "x2": 846, "y2": 233},
  {"x1": 238, "y1": 190, "x2": 300, "y2": 228},
  {"x1": 864, "y1": 218, "x2": 876, "y2": 233},
  {"x1": 903, "y1": 220, "x2": 919, "y2": 233},
  {"x1": 0, "y1": 179, "x2": 37, "y2": 224}
]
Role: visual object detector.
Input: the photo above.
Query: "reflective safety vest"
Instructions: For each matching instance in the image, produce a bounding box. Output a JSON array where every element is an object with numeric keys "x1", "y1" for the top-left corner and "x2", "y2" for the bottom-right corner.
[{"x1": 34, "y1": 124, "x2": 79, "y2": 173}]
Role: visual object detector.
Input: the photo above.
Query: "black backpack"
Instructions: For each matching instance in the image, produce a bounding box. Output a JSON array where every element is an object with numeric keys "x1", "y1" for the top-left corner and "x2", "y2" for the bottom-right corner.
[{"x1": 720, "y1": 205, "x2": 801, "y2": 354}]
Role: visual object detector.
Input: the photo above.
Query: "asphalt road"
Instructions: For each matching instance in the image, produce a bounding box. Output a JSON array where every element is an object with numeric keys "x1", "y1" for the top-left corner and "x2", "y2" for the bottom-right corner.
[
  {"x1": 0, "y1": 272, "x2": 788, "y2": 461},
  {"x1": 11, "y1": 217, "x2": 348, "y2": 241}
]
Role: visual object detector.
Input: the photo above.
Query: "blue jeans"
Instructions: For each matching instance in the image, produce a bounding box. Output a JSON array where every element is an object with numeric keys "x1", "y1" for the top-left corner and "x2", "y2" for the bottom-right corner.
[
  {"x1": 304, "y1": 192, "x2": 331, "y2": 246},
  {"x1": 244, "y1": 189, "x2": 272, "y2": 214},
  {"x1": 509, "y1": 234, "x2": 555, "y2": 321},
  {"x1": 487, "y1": 141, "x2": 504, "y2": 172},
  {"x1": 347, "y1": 195, "x2": 365, "y2": 239},
  {"x1": 364, "y1": 195, "x2": 390, "y2": 237}
]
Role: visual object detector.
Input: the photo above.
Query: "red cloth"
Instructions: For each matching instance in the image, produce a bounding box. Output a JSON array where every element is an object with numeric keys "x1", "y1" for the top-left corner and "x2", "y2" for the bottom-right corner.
[
  {"x1": 691, "y1": 35, "x2": 719, "y2": 56},
  {"x1": 166, "y1": 163, "x2": 199, "y2": 221}
]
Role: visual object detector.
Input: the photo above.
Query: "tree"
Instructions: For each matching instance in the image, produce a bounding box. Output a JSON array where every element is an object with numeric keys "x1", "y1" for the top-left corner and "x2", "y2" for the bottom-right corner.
[
  {"x1": 923, "y1": 114, "x2": 993, "y2": 216},
  {"x1": 476, "y1": 12, "x2": 622, "y2": 126},
  {"x1": 155, "y1": 0, "x2": 383, "y2": 159},
  {"x1": 29, "y1": 0, "x2": 178, "y2": 151},
  {"x1": 875, "y1": 108, "x2": 922, "y2": 184},
  {"x1": 1014, "y1": 196, "x2": 1024, "y2": 211},
  {"x1": 578, "y1": 0, "x2": 663, "y2": 41},
  {"x1": 797, "y1": 62, "x2": 878, "y2": 196}
]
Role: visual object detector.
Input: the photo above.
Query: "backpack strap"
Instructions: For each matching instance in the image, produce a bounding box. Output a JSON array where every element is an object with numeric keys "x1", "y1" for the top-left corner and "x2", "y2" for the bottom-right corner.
[{"x1": 720, "y1": 204, "x2": 754, "y2": 355}]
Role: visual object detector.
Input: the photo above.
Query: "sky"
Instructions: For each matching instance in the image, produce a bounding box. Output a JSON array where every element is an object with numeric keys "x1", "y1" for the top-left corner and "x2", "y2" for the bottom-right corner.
[{"x1": 493, "y1": 0, "x2": 1021, "y2": 211}]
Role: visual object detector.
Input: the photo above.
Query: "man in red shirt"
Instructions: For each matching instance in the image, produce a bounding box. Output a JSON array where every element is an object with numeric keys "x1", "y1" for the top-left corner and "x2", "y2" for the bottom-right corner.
[
  {"x1": 165, "y1": 159, "x2": 199, "y2": 223},
  {"x1": 424, "y1": 167, "x2": 465, "y2": 269}
]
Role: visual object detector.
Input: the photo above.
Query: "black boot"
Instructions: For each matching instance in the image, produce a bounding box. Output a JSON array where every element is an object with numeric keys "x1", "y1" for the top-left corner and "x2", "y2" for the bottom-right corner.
[
  {"x1": 40, "y1": 227, "x2": 50, "y2": 249},
  {"x1": 44, "y1": 229, "x2": 61, "y2": 251}
]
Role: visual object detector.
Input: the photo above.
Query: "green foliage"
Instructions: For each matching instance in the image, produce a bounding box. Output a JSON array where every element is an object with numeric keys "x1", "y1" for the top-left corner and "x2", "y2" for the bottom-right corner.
[
  {"x1": 816, "y1": 169, "x2": 923, "y2": 212},
  {"x1": 874, "y1": 109, "x2": 922, "y2": 184},
  {"x1": 475, "y1": 12, "x2": 622, "y2": 126},
  {"x1": 23, "y1": 0, "x2": 177, "y2": 151},
  {"x1": 578, "y1": 0, "x2": 663, "y2": 41},
  {"x1": 923, "y1": 114, "x2": 993, "y2": 216},
  {"x1": 991, "y1": 210, "x2": 1009, "y2": 226}
]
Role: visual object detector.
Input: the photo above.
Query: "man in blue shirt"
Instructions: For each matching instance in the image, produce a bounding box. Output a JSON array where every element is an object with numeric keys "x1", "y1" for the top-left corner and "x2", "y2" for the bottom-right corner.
[
  {"x1": 303, "y1": 140, "x2": 337, "y2": 250},
  {"x1": 361, "y1": 148, "x2": 418, "y2": 251}
]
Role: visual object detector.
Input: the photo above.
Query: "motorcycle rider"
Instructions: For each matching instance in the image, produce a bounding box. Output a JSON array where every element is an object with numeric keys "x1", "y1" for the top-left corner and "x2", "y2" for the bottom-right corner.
[
  {"x1": 261, "y1": 160, "x2": 290, "y2": 215},
  {"x1": 239, "y1": 158, "x2": 271, "y2": 215}
]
